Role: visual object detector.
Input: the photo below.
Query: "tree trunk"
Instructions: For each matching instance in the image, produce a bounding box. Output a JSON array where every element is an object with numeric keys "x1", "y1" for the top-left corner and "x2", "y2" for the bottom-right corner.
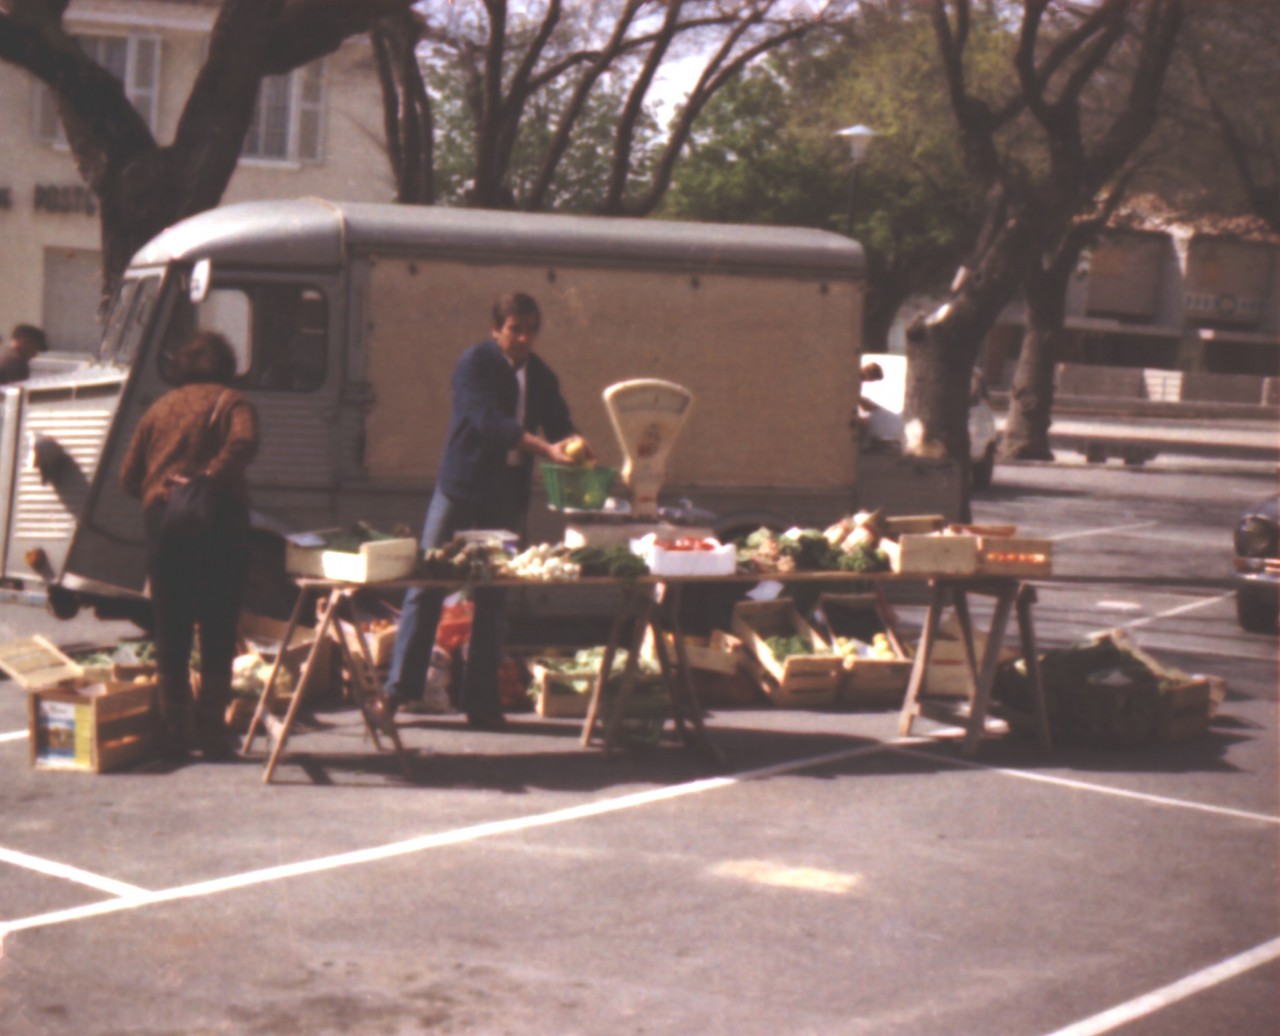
[{"x1": 1004, "y1": 258, "x2": 1071, "y2": 461}]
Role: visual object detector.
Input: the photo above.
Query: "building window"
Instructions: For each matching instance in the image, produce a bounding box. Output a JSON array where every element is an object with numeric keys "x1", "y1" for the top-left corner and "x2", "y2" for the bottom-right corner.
[
  {"x1": 242, "y1": 61, "x2": 325, "y2": 164},
  {"x1": 33, "y1": 35, "x2": 159, "y2": 144}
]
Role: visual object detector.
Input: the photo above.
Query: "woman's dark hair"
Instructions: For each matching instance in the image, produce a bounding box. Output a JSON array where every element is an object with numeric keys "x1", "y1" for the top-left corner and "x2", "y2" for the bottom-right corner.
[{"x1": 171, "y1": 331, "x2": 238, "y2": 386}]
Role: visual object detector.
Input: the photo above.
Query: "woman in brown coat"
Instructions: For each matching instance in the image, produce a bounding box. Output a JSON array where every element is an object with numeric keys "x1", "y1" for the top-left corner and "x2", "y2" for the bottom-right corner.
[{"x1": 121, "y1": 331, "x2": 259, "y2": 761}]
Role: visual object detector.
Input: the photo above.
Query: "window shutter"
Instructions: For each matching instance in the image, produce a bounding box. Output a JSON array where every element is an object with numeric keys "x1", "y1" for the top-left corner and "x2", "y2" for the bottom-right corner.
[{"x1": 297, "y1": 61, "x2": 325, "y2": 162}]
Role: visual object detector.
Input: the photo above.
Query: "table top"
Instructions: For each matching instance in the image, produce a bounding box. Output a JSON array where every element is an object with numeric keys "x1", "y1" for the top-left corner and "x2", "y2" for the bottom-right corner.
[{"x1": 292, "y1": 568, "x2": 1031, "y2": 591}]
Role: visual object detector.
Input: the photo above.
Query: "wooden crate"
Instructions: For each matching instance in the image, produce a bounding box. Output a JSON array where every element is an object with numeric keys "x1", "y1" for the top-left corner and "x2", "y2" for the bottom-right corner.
[
  {"x1": 883, "y1": 533, "x2": 979, "y2": 576},
  {"x1": 0, "y1": 635, "x2": 85, "y2": 687},
  {"x1": 528, "y1": 660, "x2": 595, "y2": 718},
  {"x1": 922, "y1": 620, "x2": 1020, "y2": 698},
  {"x1": 817, "y1": 593, "x2": 913, "y2": 708},
  {"x1": 527, "y1": 657, "x2": 667, "y2": 719},
  {"x1": 642, "y1": 627, "x2": 745, "y2": 675},
  {"x1": 882, "y1": 514, "x2": 947, "y2": 536},
  {"x1": 731, "y1": 599, "x2": 840, "y2": 708},
  {"x1": 977, "y1": 536, "x2": 1053, "y2": 578},
  {"x1": 1156, "y1": 675, "x2": 1225, "y2": 744},
  {"x1": 28, "y1": 680, "x2": 156, "y2": 773}
]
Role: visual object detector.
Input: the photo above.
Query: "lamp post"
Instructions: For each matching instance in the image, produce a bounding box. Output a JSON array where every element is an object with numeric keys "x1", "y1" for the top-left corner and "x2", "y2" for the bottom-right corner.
[{"x1": 835, "y1": 124, "x2": 877, "y2": 237}]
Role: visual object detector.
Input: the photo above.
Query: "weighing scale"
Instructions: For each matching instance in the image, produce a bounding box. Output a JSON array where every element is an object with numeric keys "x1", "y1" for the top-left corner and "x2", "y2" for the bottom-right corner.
[{"x1": 563, "y1": 378, "x2": 715, "y2": 548}]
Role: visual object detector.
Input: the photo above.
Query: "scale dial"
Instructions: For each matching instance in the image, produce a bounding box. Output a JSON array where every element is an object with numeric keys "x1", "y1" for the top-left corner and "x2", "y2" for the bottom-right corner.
[{"x1": 603, "y1": 379, "x2": 694, "y2": 519}]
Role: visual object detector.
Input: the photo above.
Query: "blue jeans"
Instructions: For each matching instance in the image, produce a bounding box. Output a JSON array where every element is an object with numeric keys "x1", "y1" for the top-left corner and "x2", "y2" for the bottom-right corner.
[{"x1": 384, "y1": 475, "x2": 527, "y2": 717}]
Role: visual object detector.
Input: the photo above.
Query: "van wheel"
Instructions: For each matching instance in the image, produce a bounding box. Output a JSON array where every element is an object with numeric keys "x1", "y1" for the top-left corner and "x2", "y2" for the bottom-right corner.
[
  {"x1": 243, "y1": 531, "x2": 299, "y2": 621},
  {"x1": 971, "y1": 445, "x2": 996, "y2": 490}
]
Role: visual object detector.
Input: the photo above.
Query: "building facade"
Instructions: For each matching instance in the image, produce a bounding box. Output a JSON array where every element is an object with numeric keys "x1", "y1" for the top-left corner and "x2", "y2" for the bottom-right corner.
[
  {"x1": 0, "y1": 0, "x2": 393, "y2": 354},
  {"x1": 983, "y1": 223, "x2": 1280, "y2": 402}
]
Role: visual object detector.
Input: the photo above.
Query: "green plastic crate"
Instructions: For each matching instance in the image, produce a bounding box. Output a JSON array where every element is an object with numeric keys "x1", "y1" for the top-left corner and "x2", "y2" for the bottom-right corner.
[{"x1": 541, "y1": 463, "x2": 617, "y2": 511}]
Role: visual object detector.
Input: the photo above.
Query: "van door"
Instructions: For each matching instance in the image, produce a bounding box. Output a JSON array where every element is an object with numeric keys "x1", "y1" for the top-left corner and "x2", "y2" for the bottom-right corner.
[{"x1": 65, "y1": 270, "x2": 343, "y2": 596}]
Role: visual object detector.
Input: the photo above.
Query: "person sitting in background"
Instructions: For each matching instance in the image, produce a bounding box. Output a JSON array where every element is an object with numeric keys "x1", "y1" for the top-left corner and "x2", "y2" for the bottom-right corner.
[
  {"x1": 120, "y1": 332, "x2": 260, "y2": 762},
  {"x1": 0, "y1": 324, "x2": 48, "y2": 384}
]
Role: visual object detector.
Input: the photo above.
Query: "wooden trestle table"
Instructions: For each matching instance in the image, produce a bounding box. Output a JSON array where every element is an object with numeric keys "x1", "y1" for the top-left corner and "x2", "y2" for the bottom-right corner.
[{"x1": 241, "y1": 570, "x2": 1050, "y2": 784}]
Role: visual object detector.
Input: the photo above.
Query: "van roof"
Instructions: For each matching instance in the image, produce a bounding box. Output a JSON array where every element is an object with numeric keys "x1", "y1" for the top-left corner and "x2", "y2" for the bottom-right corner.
[{"x1": 130, "y1": 198, "x2": 864, "y2": 280}]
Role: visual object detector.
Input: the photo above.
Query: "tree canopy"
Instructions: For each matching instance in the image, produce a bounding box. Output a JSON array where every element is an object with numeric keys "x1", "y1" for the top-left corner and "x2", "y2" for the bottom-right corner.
[{"x1": 0, "y1": 0, "x2": 418, "y2": 300}]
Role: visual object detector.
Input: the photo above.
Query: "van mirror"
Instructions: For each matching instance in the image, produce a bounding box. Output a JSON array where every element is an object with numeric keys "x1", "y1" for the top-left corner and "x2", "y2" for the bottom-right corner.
[{"x1": 189, "y1": 259, "x2": 212, "y2": 303}]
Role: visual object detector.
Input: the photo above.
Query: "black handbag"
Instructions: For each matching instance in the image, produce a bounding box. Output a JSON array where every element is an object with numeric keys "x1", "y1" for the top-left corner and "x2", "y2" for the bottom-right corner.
[{"x1": 158, "y1": 391, "x2": 231, "y2": 540}]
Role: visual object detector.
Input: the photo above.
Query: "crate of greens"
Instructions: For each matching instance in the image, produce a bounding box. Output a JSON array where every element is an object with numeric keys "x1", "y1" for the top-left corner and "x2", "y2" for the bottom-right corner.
[{"x1": 731, "y1": 599, "x2": 841, "y2": 707}]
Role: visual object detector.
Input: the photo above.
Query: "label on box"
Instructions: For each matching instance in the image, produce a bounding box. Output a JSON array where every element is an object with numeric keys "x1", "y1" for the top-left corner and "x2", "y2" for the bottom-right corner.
[{"x1": 35, "y1": 699, "x2": 89, "y2": 768}]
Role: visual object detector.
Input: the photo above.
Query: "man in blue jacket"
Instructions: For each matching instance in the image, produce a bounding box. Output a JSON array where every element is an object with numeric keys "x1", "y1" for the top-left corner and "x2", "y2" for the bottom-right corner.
[{"x1": 376, "y1": 292, "x2": 591, "y2": 729}]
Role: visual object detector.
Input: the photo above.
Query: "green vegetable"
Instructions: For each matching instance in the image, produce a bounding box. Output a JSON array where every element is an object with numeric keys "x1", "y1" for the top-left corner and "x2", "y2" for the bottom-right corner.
[
  {"x1": 765, "y1": 635, "x2": 815, "y2": 662},
  {"x1": 838, "y1": 545, "x2": 891, "y2": 573},
  {"x1": 780, "y1": 530, "x2": 837, "y2": 571}
]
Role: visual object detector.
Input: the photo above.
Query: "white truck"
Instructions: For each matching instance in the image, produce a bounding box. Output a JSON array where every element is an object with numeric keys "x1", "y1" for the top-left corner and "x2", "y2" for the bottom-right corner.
[{"x1": 2, "y1": 198, "x2": 951, "y2": 624}]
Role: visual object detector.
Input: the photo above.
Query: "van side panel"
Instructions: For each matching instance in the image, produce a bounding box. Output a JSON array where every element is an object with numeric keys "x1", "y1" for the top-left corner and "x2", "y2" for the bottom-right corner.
[{"x1": 362, "y1": 257, "x2": 860, "y2": 491}]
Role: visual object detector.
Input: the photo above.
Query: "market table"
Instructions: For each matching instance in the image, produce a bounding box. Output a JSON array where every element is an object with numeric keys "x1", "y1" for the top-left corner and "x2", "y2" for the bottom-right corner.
[{"x1": 240, "y1": 570, "x2": 1050, "y2": 784}]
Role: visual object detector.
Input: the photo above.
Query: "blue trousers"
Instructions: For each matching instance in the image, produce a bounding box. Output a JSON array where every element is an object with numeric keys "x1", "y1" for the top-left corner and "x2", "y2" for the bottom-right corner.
[{"x1": 384, "y1": 474, "x2": 527, "y2": 717}]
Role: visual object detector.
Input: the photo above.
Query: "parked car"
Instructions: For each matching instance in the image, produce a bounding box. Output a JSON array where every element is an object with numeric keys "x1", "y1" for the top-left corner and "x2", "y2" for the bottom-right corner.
[
  {"x1": 858, "y1": 353, "x2": 1001, "y2": 489},
  {"x1": 1233, "y1": 495, "x2": 1279, "y2": 633}
]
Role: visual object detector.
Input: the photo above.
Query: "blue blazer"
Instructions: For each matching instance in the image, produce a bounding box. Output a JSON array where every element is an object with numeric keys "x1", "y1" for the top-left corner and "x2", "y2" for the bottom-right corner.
[{"x1": 436, "y1": 339, "x2": 576, "y2": 504}]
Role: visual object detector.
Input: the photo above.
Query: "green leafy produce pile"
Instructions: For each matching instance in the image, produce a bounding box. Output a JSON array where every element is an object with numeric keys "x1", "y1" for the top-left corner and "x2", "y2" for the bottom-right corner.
[
  {"x1": 567, "y1": 545, "x2": 649, "y2": 580},
  {"x1": 837, "y1": 544, "x2": 891, "y2": 573},
  {"x1": 765, "y1": 635, "x2": 817, "y2": 662},
  {"x1": 736, "y1": 520, "x2": 892, "y2": 575}
]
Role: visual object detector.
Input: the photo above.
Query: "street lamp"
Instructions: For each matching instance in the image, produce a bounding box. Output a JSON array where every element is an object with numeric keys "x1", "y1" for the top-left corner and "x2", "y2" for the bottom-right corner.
[{"x1": 835, "y1": 124, "x2": 877, "y2": 237}]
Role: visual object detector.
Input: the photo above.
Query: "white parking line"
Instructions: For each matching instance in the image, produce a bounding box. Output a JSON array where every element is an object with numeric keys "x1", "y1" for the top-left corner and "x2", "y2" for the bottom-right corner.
[
  {"x1": 892, "y1": 745, "x2": 1279, "y2": 826},
  {"x1": 0, "y1": 739, "x2": 902, "y2": 939},
  {"x1": 1088, "y1": 591, "x2": 1233, "y2": 636},
  {"x1": 1050, "y1": 521, "x2": 1157, "y2": 543},
  {"x1": 0, "y1": 846, "x2": 148, "y2": 898},
  {"x1": 1041, "y1": 936, "x2": 1280, "y2": 1036}
]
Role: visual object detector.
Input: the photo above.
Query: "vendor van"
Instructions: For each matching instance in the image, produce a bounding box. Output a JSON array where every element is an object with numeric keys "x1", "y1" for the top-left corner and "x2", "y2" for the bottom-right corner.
[{"x1": 0, "y1": 198, "x2": 901, "y2": 621}]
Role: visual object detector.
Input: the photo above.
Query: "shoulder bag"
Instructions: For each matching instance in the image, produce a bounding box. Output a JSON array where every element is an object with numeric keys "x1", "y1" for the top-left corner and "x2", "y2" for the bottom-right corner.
[{"x1": 159, "y1": 390, "x2": 232, "y2": 540}]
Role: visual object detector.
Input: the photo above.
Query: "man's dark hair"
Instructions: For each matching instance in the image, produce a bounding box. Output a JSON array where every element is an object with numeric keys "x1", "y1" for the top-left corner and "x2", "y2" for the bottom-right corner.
[
  {"x1": 12, "y1": 324, "x2": 48, "y2": 352},
  {"x1": 171, "y1": 331, "x2": 238, "y2": 386},
  {"x1": 491, "y1": 292, "x2": 540, "y2": 330}
]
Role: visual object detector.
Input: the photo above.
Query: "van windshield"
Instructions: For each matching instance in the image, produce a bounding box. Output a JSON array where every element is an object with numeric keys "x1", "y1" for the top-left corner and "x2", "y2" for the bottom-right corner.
[{"x1": 99, "y1": 275, "x2": 162, "y2": 364}]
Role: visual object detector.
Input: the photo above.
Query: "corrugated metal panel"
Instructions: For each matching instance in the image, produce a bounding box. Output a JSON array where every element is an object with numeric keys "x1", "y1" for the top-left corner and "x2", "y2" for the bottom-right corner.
[{"x1": 13, "y1": 408, "x2": 114, "y2": 540}]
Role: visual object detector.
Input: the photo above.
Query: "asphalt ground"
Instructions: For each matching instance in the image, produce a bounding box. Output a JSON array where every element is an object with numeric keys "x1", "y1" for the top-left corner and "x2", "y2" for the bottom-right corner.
[{"x1": 1, "y1": 457, "x2": 1276, "y2": 1036}]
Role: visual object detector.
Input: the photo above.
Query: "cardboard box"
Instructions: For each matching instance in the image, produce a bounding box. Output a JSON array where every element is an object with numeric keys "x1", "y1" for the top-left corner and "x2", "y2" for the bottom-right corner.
[
  {"x1": 732, "y1": 599, "x2": 840, "y2": 708},
  {"x1": 630, "y1": 535, "x2": 737, "y2": 577},
  {"x1": 285, "y1": 530, "x2": 419, "y2": 583},
  {"x1": 29, "y1": 680, "x2": 156, "y2": 773}
]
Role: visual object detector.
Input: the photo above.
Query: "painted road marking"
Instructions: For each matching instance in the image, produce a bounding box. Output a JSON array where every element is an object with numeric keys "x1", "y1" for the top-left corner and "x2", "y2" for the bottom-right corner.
[
  {"x1": 1050, "y1": 521, "x2": 1157, "y2": 543},
  {"x1": 892, "y1": 745, "x2": 1279, "y2": 826},
  {"x1": 1088, "y1": 591, "x2": 1232, "y2": 636},
  {"x1": 710, "y1": 859, "x2": 861, "y2": 894},
  {"x1": 0, "y1": 740, "x2": 903, "y2": 938},
  {"x1": 1041, "y1": 936, "x2": 1280, "y2": 1036},
  {"x1": 0, "y1": 847, "x2": 149, "y2": 898}
]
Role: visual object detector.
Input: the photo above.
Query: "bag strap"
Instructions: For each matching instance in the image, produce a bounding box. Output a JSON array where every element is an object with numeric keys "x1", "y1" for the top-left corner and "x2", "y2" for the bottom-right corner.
[{"x1": 196, "y1": 390, "x2": 233, "y2": 473}]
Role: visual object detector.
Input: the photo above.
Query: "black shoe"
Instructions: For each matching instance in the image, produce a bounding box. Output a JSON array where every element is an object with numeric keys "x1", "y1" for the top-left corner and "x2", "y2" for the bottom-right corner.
[{"x1": 465, "y1": 712, "x2": 508, "y2": 731}]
